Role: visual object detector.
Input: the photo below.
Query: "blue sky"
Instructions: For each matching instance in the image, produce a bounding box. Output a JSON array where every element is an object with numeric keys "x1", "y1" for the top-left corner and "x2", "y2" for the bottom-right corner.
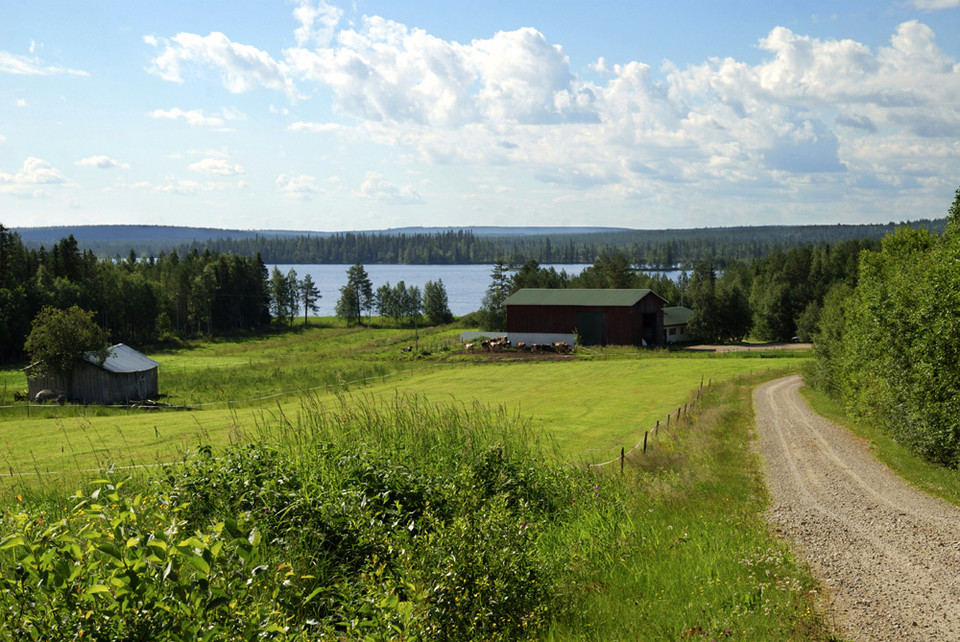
[{"x1": 2, "y1": 1, "x2": 959, "y2": 231}]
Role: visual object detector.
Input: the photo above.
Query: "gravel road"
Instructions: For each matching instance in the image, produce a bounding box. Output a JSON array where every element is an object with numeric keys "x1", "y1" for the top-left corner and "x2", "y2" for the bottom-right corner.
[{"x1": 754, "y1": 375, "x2": 960, "y2": 641}]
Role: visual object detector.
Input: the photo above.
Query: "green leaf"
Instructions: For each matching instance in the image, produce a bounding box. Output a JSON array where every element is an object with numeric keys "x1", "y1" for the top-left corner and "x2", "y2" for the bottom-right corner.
[
  {"x1": 0, "y1": 536, "x2": 25, "y2": 551},
  {"x1": 86, "y1": 584, "x2": 111, "y2": 595},
  {"x1": 98, "y1": 541, "x2": 122, "y2": 560}
]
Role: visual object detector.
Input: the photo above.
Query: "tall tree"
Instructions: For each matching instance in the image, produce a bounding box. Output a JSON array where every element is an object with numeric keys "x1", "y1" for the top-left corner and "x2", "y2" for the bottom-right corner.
[
  {"x1": 336, "y1": 262, "x2": 373, "y2": 326},
  {"x1": 478, "y1": 260, "x2": 510, "y2": 331},
  {"x1": 423, "y1": 279, "x2": 453, "y2": 325},
  {"x1": 299, "y1": 274, "x2": 321, "y2": 325}
]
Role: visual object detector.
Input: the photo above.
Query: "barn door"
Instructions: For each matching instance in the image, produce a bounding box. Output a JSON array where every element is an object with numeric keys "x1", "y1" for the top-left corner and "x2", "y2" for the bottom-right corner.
[{"x1": 577, "y1": 311, "x2": 604, "y2": 346}]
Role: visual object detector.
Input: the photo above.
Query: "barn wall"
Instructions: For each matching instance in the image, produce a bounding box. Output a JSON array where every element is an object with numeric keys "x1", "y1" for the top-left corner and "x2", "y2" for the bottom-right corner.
[{"x1": 506, "y1": 293, "x2": 666, "y2": 347}]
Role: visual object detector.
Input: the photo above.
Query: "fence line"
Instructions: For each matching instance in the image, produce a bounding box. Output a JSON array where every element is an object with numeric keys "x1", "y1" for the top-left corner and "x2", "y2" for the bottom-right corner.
[
  {"x1": 588, "y1": 375, "x2": 710, "y2": 469},
  {"x1": 0, "y1": 361, "x2": 460, "y2": 413}
]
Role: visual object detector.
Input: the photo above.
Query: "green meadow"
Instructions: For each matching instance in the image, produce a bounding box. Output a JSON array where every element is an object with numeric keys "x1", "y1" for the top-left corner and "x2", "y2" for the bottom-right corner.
[
  {"x1": 0, "y1": 324, "x2": 806, "y2": 479},
  {"x1": 0, "y1": 325, "x2": 832, "y2": 640}
]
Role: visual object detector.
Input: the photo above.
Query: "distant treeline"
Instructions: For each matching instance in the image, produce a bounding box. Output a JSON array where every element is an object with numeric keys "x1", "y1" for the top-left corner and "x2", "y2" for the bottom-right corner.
[
  {"x1": 170, "y1": 221, "x2": 944, "y2": 266},
  {"x1": 17, "y1": 220, "x2": 947, "y2": 266}
]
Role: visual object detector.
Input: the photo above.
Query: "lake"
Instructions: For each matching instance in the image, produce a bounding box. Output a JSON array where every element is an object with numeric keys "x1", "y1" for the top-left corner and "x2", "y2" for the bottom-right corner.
[{"x1": 271, "y1": 264, "x2": 684, "y2": 317}]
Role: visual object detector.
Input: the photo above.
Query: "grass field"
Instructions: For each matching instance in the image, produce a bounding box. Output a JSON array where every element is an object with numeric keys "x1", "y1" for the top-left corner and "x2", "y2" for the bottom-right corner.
[
  {"x1": 0, "y1": 326, "x2": 836, "y2": 639},
  {"x1": 0, "y1": 326, "x2": 808, "y2": 486}
]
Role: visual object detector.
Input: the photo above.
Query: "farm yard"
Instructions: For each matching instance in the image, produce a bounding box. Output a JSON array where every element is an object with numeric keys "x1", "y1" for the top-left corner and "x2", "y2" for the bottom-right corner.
[{"x1": 0, "y1": 323, "x2": 830, "y2": 640}]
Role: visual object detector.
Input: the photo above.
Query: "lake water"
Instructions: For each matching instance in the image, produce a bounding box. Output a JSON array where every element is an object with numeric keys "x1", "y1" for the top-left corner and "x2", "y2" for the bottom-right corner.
[{"x1": 271, "y1": 264, "x2": 683, "y2": 317}]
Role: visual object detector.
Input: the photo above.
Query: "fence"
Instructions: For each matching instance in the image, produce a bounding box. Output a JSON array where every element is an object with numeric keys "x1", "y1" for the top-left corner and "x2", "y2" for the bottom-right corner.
[{"x1": 588, "y1": 375, "x2": 712, "y2": 472}]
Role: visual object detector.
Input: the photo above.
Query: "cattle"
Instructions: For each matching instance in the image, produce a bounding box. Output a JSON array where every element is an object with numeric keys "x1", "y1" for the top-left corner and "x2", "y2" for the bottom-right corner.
[
  {"x1": 552, "y1": 341, "x2": 572, "y2": 354},
  {"x1": 13, "y1": 391, "x2": 26, "y2": 402},
  {"x1": 515, "y1": 342, "x2": 526, "y2": 351},
  {"x1": 35, "y1": 389, "x2": 65, "y2": 404},
  {"x1": 464, "y1": 343, "x2": 475, "y2": 351}
]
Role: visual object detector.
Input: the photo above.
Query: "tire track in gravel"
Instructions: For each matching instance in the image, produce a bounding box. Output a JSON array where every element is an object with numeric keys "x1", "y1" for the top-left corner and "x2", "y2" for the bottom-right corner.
[{"x1": 755, "y1": 375, "x2": 960, "y2": 641}]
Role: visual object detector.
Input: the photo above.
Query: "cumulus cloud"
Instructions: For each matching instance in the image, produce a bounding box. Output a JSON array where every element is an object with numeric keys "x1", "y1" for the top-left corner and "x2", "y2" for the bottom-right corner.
[
  {"x1": 288, "y1": 121, "x2": 344, "y2": 133},
  {"x1": 293, "y1": 0, "x2": 342, "y2": 47},
  {"x1": 277, "y1": 173, "x2": 320, "y2": 199},
  {"x1": 148, "y1": 107, "x2": 247, "y2": 127},
  {"x1": 147, "y1": 31, "x2": 296, "y2": 97},
  {"x1": 188, "y1": 158, "x2": 245, "y2": 175},
  {"x1": 146, "y1": 7, "x2": 960, "y2": 211},
  {"x1": 76, "y1": 155, "x2": 129, "y2": 169},
  {"x1": 912, "y1": 0, "x2": 960, "y2": 9},
  {"x1": 356, "y1": 172, "x2": 423, "y2": 203},
  {"x1": 0, "y1": 157, "x2": 68, "y2": 196},
  {"x1": 0, "y1": 51, "x2": 88, "y2": 76}
]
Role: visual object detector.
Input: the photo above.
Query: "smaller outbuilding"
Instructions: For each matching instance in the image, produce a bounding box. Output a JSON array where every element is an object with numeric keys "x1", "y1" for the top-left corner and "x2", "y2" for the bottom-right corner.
[
  {"x1": 26, "y1": 343, "x2": 160, "y2": 404},
  {"x1": 663, "y1": 306, "x2": 693, "y2": 344}
]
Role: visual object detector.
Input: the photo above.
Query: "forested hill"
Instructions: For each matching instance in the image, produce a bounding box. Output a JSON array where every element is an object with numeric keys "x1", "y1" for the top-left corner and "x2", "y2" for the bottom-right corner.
[{"x1": 12, "y1": 220, "x2": 947, "y2": 266}]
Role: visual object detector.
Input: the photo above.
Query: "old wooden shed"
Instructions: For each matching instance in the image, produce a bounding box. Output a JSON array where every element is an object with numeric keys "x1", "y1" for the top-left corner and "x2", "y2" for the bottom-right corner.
[
  {"x1": 505, "y1": 288, "x2": 667, "y2": 347},
  {"x1": 26, "y1": 343, "x2": 160, "y2": 404}
]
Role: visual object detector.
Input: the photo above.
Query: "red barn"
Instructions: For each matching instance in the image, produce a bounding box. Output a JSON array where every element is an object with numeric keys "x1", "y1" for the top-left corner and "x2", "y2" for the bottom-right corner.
[{"x1": 505, "y1": 289, "x2": 667, "y2": 347}]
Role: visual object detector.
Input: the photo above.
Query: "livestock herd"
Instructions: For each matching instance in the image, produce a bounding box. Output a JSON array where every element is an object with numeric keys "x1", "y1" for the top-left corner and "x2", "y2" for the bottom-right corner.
[{"x1": 464, "y1": 336, "x2": 573, "y2": 354}]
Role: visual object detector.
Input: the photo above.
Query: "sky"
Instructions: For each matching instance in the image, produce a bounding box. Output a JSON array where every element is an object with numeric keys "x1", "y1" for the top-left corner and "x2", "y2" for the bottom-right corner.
[{"x1": 2, "y1": 1, "x2": 960, "y2": 232}]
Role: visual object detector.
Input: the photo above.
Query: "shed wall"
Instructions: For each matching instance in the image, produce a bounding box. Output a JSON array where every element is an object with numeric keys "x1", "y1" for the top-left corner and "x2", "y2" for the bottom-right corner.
[{"x1": 27, "y1": 363, "x2": 158, "y2": 404}]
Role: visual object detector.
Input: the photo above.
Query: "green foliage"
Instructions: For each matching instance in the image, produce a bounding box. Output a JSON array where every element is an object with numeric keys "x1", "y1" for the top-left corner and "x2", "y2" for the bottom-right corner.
[
  {"x1": 24, "y1": 305, "x2": 108, "y2": 377},
  {"x1": 335, "y1": 262, "x2": 374, "y2": 326},
  {"x1": 809, "y1": 187, "x2": 960, "y2": 466},
  {"x1": 269, "y1": 267, "x2": 299, "y2": 327},
  {"x1": 298, "y1": 274, "x2": 320, "y2": 325},
  {"x1": 0, "y1": 478, "x2": 294, "y2": 641},
  {"x1": 422, "y1": 279, "x2": 453, "y2": 325},
  {"x1": 375, "y1": 281, "x2": 422, "y2": 325},
  {"x1": 477, "y1": 260, "x2": 510, "y2": 331}
]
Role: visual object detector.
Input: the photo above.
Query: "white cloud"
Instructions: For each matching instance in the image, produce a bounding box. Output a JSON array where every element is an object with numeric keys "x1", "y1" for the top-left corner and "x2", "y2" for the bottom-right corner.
[
  {"x1": 148, "y1": 31, "x2": 296, "y2": 96},
  {"x1": 16, "y1": 98, "x2": 27, "y2": 107},
  {"x1": 188, "y1": 158, "x2": 245, "y2": 176},
  {"x1": 356, "y1": 172, "x2": 423, "y2": 203},
  {"x1": 912, "y1": 0, "x2": 960, "y2": 9},
  {"x1": 288, "y1": 121, "x2": 343, "y2": 133},
  {"x1": 293, "y1": 0, "x2": 342, "y2": 47},
  {"x1": 0, "y1": 50, "x2": 88, "y2": 76},
  {"x1": 0, "y1": 157, "x2": 68, "y2": 196},
  {"x1": 149, "y1": 107, "x2": 224, "y2": 127},
  {"x1": 277, "y1": 173, "x2": 320, "y2": 199},
  {"x1": 76, "y1": 155, "x2": 129, "y2": 169},
  {"x1": 147, "y1": 10, "x2": 960, "y2": 215}
]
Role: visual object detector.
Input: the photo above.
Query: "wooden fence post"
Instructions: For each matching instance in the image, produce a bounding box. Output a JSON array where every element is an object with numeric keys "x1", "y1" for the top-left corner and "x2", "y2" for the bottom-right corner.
[
  {"x1": 655, "y1": 419, "x2": 659, "y2": 435},
  {"x1": 620, "y1": 447, "x2": 625, "y2": 474},
  {"x1": 643, "y1": 431, "x2": 648, "y2": 454}
]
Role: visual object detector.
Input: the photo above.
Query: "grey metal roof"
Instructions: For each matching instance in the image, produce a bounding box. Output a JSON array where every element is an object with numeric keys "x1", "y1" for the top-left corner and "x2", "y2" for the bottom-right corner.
[
  {"x1": 663, "y1": 306, "x2": 693, "y2": 326},
  {"x1": 86, "y1": 343, "x2": 159, "y2": 373},
  {"x1": 504, "y1": 288, "x2": 666, "y2": 307}
]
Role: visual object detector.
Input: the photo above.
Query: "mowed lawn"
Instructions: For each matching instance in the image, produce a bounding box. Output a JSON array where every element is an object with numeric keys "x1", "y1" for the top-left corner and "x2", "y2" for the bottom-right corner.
[
  {"x1": 376, "y1": 355, "x2": 807, "y2": 461},
  {"x1": 0, "y1": 349, "x2": 807, "y2": 484}
]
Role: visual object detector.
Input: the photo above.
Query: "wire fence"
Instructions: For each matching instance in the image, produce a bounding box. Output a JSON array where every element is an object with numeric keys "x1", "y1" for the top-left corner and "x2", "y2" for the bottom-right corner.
[{"x1": 588, "y1": 375, "x2": 711, "y2": 470}]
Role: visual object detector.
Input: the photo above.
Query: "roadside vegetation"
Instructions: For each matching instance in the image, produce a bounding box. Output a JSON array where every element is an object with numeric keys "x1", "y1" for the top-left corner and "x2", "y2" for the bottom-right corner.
[{"x1": 807, "y1": 187, "x2": 960, "y2": 468}]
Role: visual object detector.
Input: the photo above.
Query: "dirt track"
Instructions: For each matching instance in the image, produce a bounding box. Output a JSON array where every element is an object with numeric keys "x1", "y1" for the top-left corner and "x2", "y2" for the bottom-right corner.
[{"x1": 755, "y1": 375, "x2": 960, "y2": 641}]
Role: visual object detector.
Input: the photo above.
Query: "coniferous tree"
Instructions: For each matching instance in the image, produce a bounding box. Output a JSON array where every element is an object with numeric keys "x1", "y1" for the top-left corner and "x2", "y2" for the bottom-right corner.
[{"x1": 299, "y1": 274, "x2": 321, "y2": 325}]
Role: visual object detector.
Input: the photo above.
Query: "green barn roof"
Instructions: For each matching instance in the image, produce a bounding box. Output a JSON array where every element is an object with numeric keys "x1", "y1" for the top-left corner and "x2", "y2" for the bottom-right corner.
[
  {"x1": 504, "y1": 288, "x2": 666, "y2": 307},
  {"x1": 663, "y1": 306, "x2": 693, "y2": 326}
]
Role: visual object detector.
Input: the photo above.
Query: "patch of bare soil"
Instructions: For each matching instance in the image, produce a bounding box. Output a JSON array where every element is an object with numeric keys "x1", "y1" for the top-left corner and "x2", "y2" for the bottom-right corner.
[
  {"x1": 755, "y1": 375, "x2": 960, "y2": 641},
  {"x1": 686, "y1": 342, "x2": 811, "y2": 353}
]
